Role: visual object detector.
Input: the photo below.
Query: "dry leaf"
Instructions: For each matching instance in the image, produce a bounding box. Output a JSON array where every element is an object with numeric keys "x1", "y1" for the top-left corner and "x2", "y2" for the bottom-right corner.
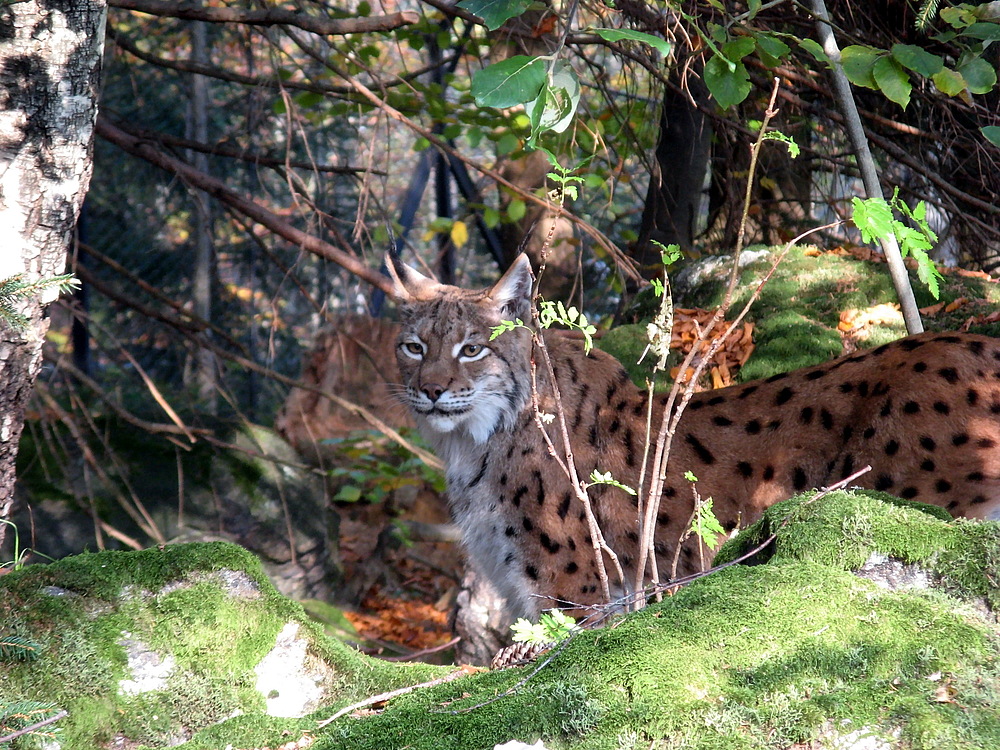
[
  {"x1": 956, "y1": 268, "x2": 995, "y2": 281},
  {"x1": 919, "y1": 302, "x2": 945, "y2": 316}
]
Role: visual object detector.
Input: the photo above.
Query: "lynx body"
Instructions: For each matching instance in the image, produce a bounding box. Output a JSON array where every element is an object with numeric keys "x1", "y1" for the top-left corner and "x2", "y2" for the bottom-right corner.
[{"x1": 390, "y1": 255, "x2": 1000, "y2": 620}]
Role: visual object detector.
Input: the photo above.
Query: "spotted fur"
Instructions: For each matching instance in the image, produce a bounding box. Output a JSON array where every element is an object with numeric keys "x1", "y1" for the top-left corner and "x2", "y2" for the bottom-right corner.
[{"x1": 389, "y1": 255, "x2": 1000, "y2": 622}]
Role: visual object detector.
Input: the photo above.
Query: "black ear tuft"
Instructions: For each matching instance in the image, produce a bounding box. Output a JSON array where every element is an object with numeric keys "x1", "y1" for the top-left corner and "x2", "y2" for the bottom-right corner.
[{"x1": 385, "y1": 252, "x2": 438, "y2": 301}]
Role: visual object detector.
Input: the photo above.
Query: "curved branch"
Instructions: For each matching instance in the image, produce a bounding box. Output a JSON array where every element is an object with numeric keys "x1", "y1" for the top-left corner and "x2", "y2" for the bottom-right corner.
[
  {"x1": 95, "y1": 115, "x2": 395, "y2": 295},
  {"x1": 107, "y1": 24, "x2": 354, "y2": 96},
  {"x1": 112, "y1": 121, "x2": 381, "y2": 176},
  {"x1": 109, "y1": 0, "x2": 419, "y2": 35}
]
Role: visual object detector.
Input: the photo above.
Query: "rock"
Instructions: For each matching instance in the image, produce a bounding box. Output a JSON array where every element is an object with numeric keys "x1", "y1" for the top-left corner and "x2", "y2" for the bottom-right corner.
[
  {"x1": 5, "y1": 488, "x2": 998, "y2": 749},
  {"x1": 0, "y1": 541, "x2": 446, "y2": 749}
]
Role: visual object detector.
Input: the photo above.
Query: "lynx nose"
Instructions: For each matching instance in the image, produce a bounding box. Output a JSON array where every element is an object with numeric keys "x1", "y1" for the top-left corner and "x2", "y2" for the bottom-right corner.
[{"x1": 421, "y1": 383, "x2": 445, "y2": 402}]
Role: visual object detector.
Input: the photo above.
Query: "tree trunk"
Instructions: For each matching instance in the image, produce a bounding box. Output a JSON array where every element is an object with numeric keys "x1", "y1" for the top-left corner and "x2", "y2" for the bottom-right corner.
[
  {"x1": 187, "y1": 16, "x2": 218, "y2": 413},
  {"x1": 0, "y1": 0, "x2": 107, "y2": 549},
  {"x1": 632, "y1": 79, "x2": 712, "y2": 276}
]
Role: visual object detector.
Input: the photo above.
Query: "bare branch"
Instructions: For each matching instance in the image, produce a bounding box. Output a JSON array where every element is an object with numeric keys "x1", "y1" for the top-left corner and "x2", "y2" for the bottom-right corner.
[
  {"x1": 317, "y1": 667, "x2": 476, "y2": 728},
  {"x1": 112, "y1": 121, "x2": 380, "y2": 176},
  {"x1": 109, "y1": 0, "x2": 419, "y2": 36},
  {"x1": 94, "y1": 115, "x2": 396, "y2": 295}
]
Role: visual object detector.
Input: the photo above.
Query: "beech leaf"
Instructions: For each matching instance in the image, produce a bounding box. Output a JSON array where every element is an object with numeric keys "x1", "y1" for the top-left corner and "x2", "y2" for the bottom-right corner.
[
  {"x1": 873, "y1": 55, "x2": 911, "y2": 108},
  {"x1": 471, "y1": 56, "x2": 547, "y2": 108}
]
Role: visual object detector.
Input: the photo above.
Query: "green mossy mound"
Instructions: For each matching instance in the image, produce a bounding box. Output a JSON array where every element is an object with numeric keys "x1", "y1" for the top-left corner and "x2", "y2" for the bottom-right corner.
[
  {"x1": 314, "y1": 492, "x2": 1000, "y2": 750},
  {"x1": 612, "y1": 245, "x2": 1000, "y2": 386},
  {"x1": 715, "y1": 490, "x2": 1000, "y2": 611},
  {"x1": 4, "y1": 494, "x2": 998, "y2": 749},
  {"x1": 0, "y1": 542, "x2": 443, "y2": 749}
]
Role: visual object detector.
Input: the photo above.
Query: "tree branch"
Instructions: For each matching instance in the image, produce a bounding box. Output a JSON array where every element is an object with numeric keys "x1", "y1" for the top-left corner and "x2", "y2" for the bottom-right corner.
[
  {"x1": 107, "y1": 121, "x2": 380, "y2": 176},
  {"x1": 94, "y1": 115, "x2": 395, "y2": 295},
  {"x1": 109, "y1": 0, "x2": 419, "y2": 35}
]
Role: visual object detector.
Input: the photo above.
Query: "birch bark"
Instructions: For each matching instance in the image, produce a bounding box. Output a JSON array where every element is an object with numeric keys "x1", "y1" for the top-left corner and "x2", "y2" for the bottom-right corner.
[{"x1": 0, "y1": 0, "x2": 107, "y2": 547}]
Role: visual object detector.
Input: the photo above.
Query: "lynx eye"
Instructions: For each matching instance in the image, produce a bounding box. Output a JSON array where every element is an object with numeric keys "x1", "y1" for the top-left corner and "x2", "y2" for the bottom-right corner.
[
  {"x1": 401, "y1": 341, "x2": 425, "y2": 359},
  {"x1": 459, "y1": 343, "x2": 488, "y2": 361}
]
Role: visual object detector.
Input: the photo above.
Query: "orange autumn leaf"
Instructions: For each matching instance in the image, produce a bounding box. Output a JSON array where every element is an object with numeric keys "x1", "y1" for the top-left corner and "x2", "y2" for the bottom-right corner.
[
  {"x1": 920, "y1": 302, "x2": 945, "y2": 316},
  {"x1": 532, "y1": 14, "x2": 557, "y2": 37}
]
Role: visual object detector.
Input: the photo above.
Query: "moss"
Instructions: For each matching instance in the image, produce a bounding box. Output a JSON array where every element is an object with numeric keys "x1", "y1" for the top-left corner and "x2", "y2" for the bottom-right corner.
[
  {"x1": 714, "y1": 490, "x2": 1000, "y2": 609},
  {"x1": 7, "y1": 500, "x2": 999, "y2": 749},
  {"x1": 596, "y1": 324, "x2": 685, "y2": 390},
  {"x1": 0, "y1": 542, "x2": 445, "y2": 749},
  {"x1": 618, "y1": 245, "x2": 1000, "y2": 386},
  {"x1": 310, "y1": 557, "x2": 999, "y2": 749}
]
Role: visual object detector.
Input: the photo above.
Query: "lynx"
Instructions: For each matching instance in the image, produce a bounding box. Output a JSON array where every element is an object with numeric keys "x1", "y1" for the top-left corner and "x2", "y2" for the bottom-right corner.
[{"x1": 389, "y1": 254, "x2": 1000, "y2": 621}]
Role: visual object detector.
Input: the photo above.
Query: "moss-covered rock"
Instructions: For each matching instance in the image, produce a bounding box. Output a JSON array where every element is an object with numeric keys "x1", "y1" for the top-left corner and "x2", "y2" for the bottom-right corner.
[
  {"x1": 715, "y1": 489, "x2": 1000, "y2": 611},
  {"x1": 4, "y1": 493, "x2": 998, "y2": 749},
  {"x1": 0, "y1": 542, "x2": 443, "y2": 749},
  {"x1": 618, "y1": 245, "x2": 1000, "y2": 385}
]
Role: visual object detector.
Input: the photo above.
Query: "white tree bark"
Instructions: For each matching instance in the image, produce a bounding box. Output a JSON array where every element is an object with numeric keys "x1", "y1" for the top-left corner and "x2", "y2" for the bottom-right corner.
[
  {"x1": 809, "y1": 0, "x2": 924, "y2": 334},
  {"x1": 0, "y1": 0, "x2": 107, "y2": 548}
]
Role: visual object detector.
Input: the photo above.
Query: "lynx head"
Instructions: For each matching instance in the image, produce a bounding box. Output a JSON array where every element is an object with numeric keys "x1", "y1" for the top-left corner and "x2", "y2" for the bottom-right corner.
[{"x1": 388, "y1": 254, "x2": 534, "y2": 445}]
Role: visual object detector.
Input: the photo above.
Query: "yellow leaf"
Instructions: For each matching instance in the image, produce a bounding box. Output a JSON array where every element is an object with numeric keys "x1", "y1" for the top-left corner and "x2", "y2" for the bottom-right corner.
[
  {"x1": 421, "y1": 229, "x2": 435, "y2": 243},
  {"x1": 450, "y1": 220, "x2": 469, "y2": 248}
]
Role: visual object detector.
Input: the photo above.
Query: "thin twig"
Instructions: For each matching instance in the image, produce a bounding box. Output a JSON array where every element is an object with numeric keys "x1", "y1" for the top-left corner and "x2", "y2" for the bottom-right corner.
[
  {"x1": 633, "y1": 78, "x2": 785, "y2": 599},
  {"x1": 380, "y1": 636, "x2": 462, "y2": 662},
  {"x1": 0, "y1": 710, "x2": 69, "y2": 745},
  {"x1": 315, "y1": 667, "x2": 476, "y2": 728}
]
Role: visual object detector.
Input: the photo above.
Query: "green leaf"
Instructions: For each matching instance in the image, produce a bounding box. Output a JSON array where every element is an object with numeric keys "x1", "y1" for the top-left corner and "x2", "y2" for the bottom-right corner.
[
  {"x1": 981, "y1": 126, "x2": 1000, "y2": 147},
  {"x1": 334, "y1": 486, "x2": 363, "y2": 503},
  {"x1": 704, "y1": 54, "x2": 751, "y2": 109},
  {"x1": 851, "y1": 196, "x2": 894, "y2": 243},
  {"x1": 958, "y1": 57, "x2": 997, "y2": 94},
  {"x1": 295, "y1": 91, "x2": 325, "y2": 108},
  {"x1": 457, "y1": 0, "x2": 533, "y2": 31},
  {"x1": 466, "y1": 126, "x2": 484, "y2": 148},
  {"x1": 841, "y1": 45, "x2": 880, "y2": 89},
  {"x1": 496, "y1": 131, "x2": 521, "y2": 155},
  {"x1": 590, "y1": 28, "x2": 671, "y2": 57},
  {"x1": 940, "y1": 6, "x2": 976, "y2": 28},
  {"x1": 763, "y1": 130, "x2": 800, "y2": 158},
  {"x1": 932, "y1": 67, "x2": 966, "y2": 96},
  {"x1": 526, "y1": 61, "x2": 581, "y2": 147},
  {"x1": 722, "y1": 36, "x2": 757, "y2": 62},
  {"x1": 483, "y1": 205, "x2": 501, "y2": 228},
  {"x1": 873, "y1": 56, "x2": 911, "y2": 108},
  {"x1": 754, "y1": 33, "x2": 790, "y2": 67},
  {"x1": 507, "y1": 198, "x2": 526, "y2": 222},
  {"x1": 890, "y1": 44, "x2": 943, "y2": 77},
  {"x1": 961, "y1": 22, "x2": 1000, "y2": 41},
  {"x1": 692, "y1": 498, "x2": 725, "y2": 548},
  {"x1": 471, "y1": 56, "x2": 546, "y2": 108},
  {"x1": 797, "y1": 38, "x2": 829, "y2": 65},
  {"x1": 589, "y1": 470, "x2": 637, "y2": 495}
]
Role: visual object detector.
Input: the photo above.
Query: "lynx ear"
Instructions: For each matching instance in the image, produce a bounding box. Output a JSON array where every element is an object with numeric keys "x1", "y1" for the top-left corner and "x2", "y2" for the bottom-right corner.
[
  {"x1": 489, "y1": 253, "x2": 534, "y2": 320},
  {"x1": 385, "y1": 252, "x2": 439, "y2": 302}
]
